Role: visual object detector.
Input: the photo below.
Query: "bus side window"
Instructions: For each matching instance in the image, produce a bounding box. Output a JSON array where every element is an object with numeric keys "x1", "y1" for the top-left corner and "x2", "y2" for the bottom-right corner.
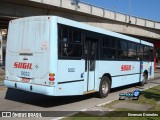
[
  {"x1": 150, "y1": 47, "x2": 154, "y2": 61},
  {"x1": 67, "y1": 48, "x2": 73, "y2": 56},
  {"x1": 143, "y1": 46, "x2": 150, "y2": 61},
  {"x1": 137, "y1": 44, "x2": 143, "y2": 60},
  {"x1": 128, "y1": 42, "x2": 137, "y2": 60},
  {"x1": 117, "y1": 40, "x2": 127, "y2": 59},
  {"x1": 102, "y1": 36, "x2": 117, "y2": 59},
  {"x1": 58, "y1": 25, "x2": 82, "y2": 58},
  {"x1": 136, "y1": 44, "x2": 140, "y2": 60},
  {"x1": 62, "y1": 27, "x2": 68, "y2": 42}
]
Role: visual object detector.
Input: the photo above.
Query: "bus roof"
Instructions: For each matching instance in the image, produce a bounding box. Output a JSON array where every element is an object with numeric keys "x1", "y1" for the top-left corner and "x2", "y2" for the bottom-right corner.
[
  {"x1": 10, "y1": 16, "x2": 153, "y2": 47},
  {"x1": 141, "y1": 40, "x2": 153, "y2": 47}
]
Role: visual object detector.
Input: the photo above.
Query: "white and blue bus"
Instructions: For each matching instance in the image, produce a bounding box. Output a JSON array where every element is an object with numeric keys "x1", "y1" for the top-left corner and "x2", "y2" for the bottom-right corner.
[{"x1": 4, "y1": 16, "x2": 154, "y2": 98}]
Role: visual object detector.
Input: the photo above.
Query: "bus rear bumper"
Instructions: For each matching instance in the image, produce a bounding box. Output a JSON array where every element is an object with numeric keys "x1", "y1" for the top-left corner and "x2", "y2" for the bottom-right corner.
[{"x1": 4, "y1": 80, "x2": 55, "y2": 96}]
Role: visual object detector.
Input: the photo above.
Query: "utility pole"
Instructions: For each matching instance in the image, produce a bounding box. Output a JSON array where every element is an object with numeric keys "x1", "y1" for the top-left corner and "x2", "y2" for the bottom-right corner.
[
  {"x1": 128, "y1": 0, "x2": 131, "y2": 23},
  {"x1": 71, "y1": 0, "x2": 80, "y2": 10}
]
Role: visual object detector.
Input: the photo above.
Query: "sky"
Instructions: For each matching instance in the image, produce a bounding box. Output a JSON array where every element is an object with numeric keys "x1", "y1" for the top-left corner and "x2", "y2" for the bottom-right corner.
[{"x1": 81, "y1": 0, "x2": 160, "y2": 21}]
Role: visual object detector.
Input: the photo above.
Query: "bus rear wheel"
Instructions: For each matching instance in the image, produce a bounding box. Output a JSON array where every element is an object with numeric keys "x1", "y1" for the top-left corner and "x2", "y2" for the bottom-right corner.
[{"x1": 97, "y1": 76, "x2": 111, "y2": 98}]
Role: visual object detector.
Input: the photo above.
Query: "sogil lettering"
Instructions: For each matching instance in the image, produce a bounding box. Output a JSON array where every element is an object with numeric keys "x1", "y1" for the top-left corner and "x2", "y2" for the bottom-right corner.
[
  {"x1": 121, "y1": 65, "x2": 131, "y2": 71},
  {"x1": 14, "y1": 62, "x2": 32, "y2": 69}
]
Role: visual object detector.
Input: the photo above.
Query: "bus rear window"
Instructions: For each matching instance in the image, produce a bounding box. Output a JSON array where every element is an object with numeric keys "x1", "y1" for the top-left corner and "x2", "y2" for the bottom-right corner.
[{"x1": 7, "y1": 21, "x2": 49, "y2": 53}]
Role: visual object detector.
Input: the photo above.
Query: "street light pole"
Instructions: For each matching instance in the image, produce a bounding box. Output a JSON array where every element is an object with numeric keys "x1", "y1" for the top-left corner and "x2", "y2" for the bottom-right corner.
[
  {"x1": 71, "y1": 0, "x2": 80, "y2": 10},
  {"x1": 128, "y1": 0, "x2": 131, "y2": 23}
]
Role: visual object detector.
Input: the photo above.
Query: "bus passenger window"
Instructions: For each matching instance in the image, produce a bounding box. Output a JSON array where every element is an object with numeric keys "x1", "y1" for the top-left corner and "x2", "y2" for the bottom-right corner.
[
  {"x1": 62, "y1": 43, "x2": 68, "y2": 56},
  {"x1": 117, "y1": 40, "x2": 127, "y2": 59},
  {"x1": 58, "y1": 25, "x2": 82, "y2": 59},
  {"x1": 102, "y1": 36, "x2": 117, "y2": 59},
  {"x1": 128, "y1": 42, "x2": 136, "y2": 60},
  {"x1": 73, "y1": 44, "x2": 82, "y2": 57},
  {"x1": 63, "y1": 38, "x2": 67, "y2": 42},
  {"x1": 62, "y1": 28, "x2": 68, "y2": 42},
  {"x1": 137, "y1": 44, "x2": 143, "y2": 60},
  {"x1": 73, "y1": 30, "x2": 81, "y2": 43},
  {"x1": 150, "y1": 47, "x2": 154, "y2": 61},
  {"x1": 67, "y1": 48, "x2": 73, "y2": 56}
]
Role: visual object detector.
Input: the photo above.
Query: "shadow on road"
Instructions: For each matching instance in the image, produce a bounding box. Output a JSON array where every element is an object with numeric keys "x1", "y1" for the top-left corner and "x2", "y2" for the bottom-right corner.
[{"x1": 5, "y1": 88, "x2": 94, "y2": 108}]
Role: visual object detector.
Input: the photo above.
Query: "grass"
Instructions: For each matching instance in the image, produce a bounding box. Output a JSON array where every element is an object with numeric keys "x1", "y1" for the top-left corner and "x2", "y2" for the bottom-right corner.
[
  {"x1": 63, "y1": 85, "x2": 160, "y2": 120},
  {"x1": 121, "y1": 85, "x2": 160, "y2": 111},
  {"x1": 104, "y1": 85, "x2": 160, "y2": 111},
  {"x1": 64, "y1": 113, "x2": 160, "y2": 120}
]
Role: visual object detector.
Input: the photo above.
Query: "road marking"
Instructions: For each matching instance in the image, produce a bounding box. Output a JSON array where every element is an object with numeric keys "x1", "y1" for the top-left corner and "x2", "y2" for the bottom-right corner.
[
  {"x1": 96, "y1": 99, "x2": 119, "y2": 107},
  {"x1": 51, "y1": 117, "x2": 65, "y2": 120},
  {"x1": 143, "y1": 84, "x2": 159, "y2": 91}
]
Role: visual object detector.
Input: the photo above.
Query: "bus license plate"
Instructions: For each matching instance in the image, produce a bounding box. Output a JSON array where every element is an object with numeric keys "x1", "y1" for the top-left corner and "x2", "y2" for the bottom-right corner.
[
  {"x1": 21, "y1": 71, "x2": 30, "y2": 77},
  {"x1": 22, "y1": 78, "x2": 30, "y2": 83}
]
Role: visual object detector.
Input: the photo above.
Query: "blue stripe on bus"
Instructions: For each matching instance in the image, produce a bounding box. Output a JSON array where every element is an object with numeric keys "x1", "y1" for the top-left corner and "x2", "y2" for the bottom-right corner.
[
  {"x1": 58, "y1": 79, "x2": 84, "y2": 84},
  {"x1": 112, "y1": 73, "x2": 140, "y2": 77}
]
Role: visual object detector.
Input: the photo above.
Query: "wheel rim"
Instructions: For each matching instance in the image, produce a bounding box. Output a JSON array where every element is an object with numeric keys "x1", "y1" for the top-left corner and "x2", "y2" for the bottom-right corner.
[{"x1": 102, "y1": 81, "x2": 108, "y2": 94}]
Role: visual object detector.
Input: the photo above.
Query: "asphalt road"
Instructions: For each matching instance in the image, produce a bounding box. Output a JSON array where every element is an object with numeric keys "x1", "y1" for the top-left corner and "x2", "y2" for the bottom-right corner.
[{"x1": 0, "y1": 77, "x2": 160, "y2": 120}]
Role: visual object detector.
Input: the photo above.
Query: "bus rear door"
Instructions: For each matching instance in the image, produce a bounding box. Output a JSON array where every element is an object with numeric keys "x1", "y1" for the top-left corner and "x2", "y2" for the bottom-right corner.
[{"x1": 84, "y1": 38, "x2": 97, "y2": 91}]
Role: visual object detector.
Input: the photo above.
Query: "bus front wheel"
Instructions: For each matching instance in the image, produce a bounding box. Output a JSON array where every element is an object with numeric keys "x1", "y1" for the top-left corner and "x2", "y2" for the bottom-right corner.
[{"x1": 97, "y1": 76, "x2": 111, "y2": 98}]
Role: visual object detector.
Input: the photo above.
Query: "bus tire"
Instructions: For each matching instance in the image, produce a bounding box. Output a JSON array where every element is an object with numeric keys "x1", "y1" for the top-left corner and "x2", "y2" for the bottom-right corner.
[
  {"x1": 97, "y1": 76, "x2": 111, "y2": 98},
  {"x1": 140, "y1": 72, "x2": 148, "y2": 86}
]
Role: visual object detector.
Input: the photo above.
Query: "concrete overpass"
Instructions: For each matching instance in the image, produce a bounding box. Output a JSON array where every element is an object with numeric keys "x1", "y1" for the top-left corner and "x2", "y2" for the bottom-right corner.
[{"x1": 0, "y1": 0, "x2": 160, "y2": 43}]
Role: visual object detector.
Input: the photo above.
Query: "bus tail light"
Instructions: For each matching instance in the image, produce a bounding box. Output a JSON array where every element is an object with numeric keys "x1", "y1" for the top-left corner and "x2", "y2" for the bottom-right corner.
[
  {"x1": 49, "y1": 77, "x2": 55, "y2": 81},
  {"x1": 49, "y1": 73, "x2": 55, "y2": 81}
]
